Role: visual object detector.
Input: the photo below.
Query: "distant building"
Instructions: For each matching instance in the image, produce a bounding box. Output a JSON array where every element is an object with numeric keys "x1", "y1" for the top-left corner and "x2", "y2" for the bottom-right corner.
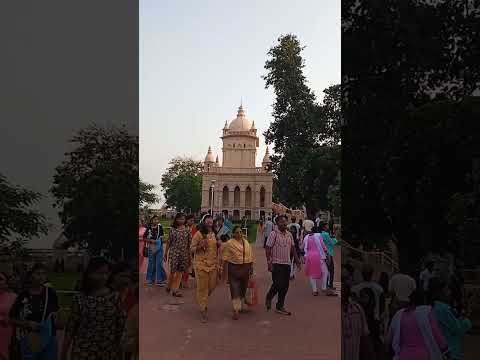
[{"x1": 201, "y1": 104, "x2": 273, "y2": 221}]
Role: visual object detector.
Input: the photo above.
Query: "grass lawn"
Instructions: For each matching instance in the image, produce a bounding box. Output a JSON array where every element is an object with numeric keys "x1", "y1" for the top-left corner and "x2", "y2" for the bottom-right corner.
[{"x1": 49, "y1": 272, "x2": 81, "y2": 308}]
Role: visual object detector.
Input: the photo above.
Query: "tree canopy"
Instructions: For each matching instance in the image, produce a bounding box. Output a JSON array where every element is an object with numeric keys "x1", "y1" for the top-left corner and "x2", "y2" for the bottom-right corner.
[
  {"x1": 341, "y1": 0, "x2": 480, "y2": 268},
  {"x1": 161, "y1": 157, "x2": 203, "y2": 213},
  {"x1": 51, "y1": 125, "x2": 138, "y2": 259},
  {"x1": 262, "y1": 34, "x2": 340, "y2": 217},
  {"x1": 139, "y1": 178, "x2": 158, "y2": 208},
  {"x1": 0, "y1": 174, "x2": 48, "y2": 255}
]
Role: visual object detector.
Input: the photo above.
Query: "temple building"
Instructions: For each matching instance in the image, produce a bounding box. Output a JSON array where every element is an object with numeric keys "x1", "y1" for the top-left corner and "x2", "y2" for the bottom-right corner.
[{"x1": 201, "y1": 104, "x2": 273, "y2": 220}]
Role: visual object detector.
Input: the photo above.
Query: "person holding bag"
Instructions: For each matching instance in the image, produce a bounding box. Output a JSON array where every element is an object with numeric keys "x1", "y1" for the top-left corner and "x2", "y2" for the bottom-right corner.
[
  {"x1": 143, "y1": 215, "x2": 167, "y2": 286},
  {"x1": 221, "y1": 225, "x2": 254, "y2": 320},
  {"x1": 9, "y1": 263, "x2": 59, "y2": 360}
]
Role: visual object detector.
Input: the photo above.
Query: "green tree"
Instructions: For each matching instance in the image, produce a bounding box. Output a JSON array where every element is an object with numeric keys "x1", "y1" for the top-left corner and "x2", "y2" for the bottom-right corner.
[
  {"x1": 0, "y1": 174, "x2": 48, "y2": 254},
  {"x1": 161, "y1": 157, "x2": 203, "y2": 212},
  {"x1": 263, "y1": 34, "x2": 340, "y2": 216},
  {"x1": 51, "y1": 125, "x2": 138, "y2": 259},
  {"x1": 342, "y1": 0, "x2": 480, "y2": 267},
  {"x1": 164, "y1": 174, "x2": 202, "y2": 213},
  {"x1": 327, "y1": 171, "x2": 341, "y2": 216},
  {"x1": 139, "y1": 178, "x2": 158, "y2": 208}
]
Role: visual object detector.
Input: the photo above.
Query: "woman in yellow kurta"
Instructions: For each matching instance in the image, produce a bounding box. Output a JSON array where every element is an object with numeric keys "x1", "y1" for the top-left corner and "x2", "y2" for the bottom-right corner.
[
  {"x1": 190, "y1": 215, "x2": 218, "y2": 323},
  {"x1": 222, "y1": 225, "x2": 254, "y2": 320}
]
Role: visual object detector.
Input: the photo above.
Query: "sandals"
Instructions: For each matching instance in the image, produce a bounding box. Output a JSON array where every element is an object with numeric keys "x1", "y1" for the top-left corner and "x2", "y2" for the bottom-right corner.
[
  {"x1": 275, "y1": 308, "x2": 292, "y2": 316},
  {"x1": 265, "y1": 297, "x2": 272, "y2": 311},
  {"x1": 172, "y1": 291, "x2": 183, "y2": 298},
  {"x1": 200, "y1": 311, "x2": 208, "y2": 323}
]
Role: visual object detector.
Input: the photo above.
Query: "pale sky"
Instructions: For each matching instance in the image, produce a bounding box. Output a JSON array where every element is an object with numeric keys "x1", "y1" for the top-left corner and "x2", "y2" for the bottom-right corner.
[{"x1": 140, "y1": 0, "x2": 341, "y2": 205}]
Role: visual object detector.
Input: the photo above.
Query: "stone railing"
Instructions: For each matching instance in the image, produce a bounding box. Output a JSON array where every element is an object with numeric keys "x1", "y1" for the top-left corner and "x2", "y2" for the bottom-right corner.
[
  {"x1": 208, "y1": 167, "x2": 267, "y2": 174},
  {"x1": 341, "y1": 240, "x2": 400, "y2": 276}
]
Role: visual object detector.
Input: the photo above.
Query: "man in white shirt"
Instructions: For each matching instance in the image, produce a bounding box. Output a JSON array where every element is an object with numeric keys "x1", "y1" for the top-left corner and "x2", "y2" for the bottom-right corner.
[{"x1": 263, "y1": 217, "x2": 274, "y2": 248}]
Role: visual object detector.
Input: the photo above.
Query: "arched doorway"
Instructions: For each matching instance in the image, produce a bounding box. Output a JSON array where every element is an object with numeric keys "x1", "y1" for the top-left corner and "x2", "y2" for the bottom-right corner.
[
  {"x1": 245, "y1": 186, "x2": 252, "y2": 207},
  {"x1": 245, "y1": 210, "x2": 251, "y2": 220},
  {"x1": 233, "y1": 209, "x2": 240, "y2": 221},
  {"x1": 260, "y1": 187, "x2": 266, "y2": 208},
  {"x1": 222, "y1": 186, "x2": 229, "y2": 207},
  {"x1": 234, "y1": 186, "x2": 240, "y2": 208},
  {"x1": 260, "y1": 210, "x2": 265, "y2": 220},
  {"x1": 222, "y1": 210, "x2": 229, "y2": 219}
]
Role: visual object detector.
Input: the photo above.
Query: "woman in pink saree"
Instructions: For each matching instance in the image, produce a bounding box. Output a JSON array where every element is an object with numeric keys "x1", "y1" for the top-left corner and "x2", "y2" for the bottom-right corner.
[
  {"x1": 138, "y1": 217, "x2": 147, "y2": 274},
  {"x1": 303, "y1": 227, "x2": 336, "y2": 296}
]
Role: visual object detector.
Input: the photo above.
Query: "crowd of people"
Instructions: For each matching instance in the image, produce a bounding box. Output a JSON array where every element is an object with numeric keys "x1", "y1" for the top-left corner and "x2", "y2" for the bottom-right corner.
[
  {"x1": 0, "y1": 259, "x2": 138, "y2": 360},
  {"x1": 341, "y1": 257, "x2": 473, "y2": 360},
  {"x1": 138, "y1": 211, "x2": 340, "y2": 322},
  {"x1": 0, "y1": 211, "x2": 340, "y2": 359}
]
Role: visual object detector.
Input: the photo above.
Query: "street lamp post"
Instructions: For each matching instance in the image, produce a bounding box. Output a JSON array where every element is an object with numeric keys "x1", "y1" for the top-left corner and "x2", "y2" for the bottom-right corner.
[{"x1": 210, "y1": 180, "x2": 216, "y2": 216}]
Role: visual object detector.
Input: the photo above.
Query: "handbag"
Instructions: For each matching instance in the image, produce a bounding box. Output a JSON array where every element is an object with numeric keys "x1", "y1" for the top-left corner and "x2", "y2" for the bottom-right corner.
[
  {"x1": 244, "y1": 278, "x2": 257, "y2": 307},
  {"x1": 142, "y1": 241, "x2": 149, "y2": 258}
]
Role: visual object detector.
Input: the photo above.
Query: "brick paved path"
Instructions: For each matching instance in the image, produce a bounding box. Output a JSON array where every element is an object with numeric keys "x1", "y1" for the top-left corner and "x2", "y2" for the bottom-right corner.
[{"x1": 140, "y1": 244, "x2": 341, "y2": 360}]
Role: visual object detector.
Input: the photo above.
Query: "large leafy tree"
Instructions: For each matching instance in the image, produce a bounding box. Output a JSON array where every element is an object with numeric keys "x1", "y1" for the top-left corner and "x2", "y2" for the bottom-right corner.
[
  {"x1": 164, "y1": 174, "x2": 202, "y2": 213},
  {"x1": 342, "y1": 0, "x2": 480, "y2": 268},
  {"x1": 161, "y1": 157, "x2": 203, "y2": 212},
  {"x1": 51, "y1": 125, "x2": 138, "y2": 259},
  {"x1": 0, "y1": 174, "x2": 48, "y2": 254},
  {"x1": 139, "y1": 178, "x2": 158, "y2": 208},
  {"x1": 263, "y1": 34, "x2": 340, "y2": 217}
]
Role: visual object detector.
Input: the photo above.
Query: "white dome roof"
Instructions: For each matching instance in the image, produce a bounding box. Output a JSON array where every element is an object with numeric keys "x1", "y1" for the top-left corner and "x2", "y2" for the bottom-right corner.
[
  {"x1": 228, "y1": 105, "x2": 253, "y2": 131},
  {"x1": 204, "y1": 146, "x2": 215, "y2": 163}
]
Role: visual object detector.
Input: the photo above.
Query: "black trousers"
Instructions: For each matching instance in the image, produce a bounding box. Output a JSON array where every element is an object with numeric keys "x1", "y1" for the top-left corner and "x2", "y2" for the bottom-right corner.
[
  {"x1": 266, "y1": 264, "x2": 290, "y2": 310},
  {"x1": 327, "y1": 255, "x2": 335, "y2": 288}
]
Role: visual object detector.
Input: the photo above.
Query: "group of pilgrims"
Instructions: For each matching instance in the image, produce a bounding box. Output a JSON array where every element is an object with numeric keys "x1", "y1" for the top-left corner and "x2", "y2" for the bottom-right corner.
[
  {"x1": 138, "y1": 212, "x2": 339, "y2": 322},
  {"x1": 341, "y1": 252, "x2": 473, "y2": 360}
]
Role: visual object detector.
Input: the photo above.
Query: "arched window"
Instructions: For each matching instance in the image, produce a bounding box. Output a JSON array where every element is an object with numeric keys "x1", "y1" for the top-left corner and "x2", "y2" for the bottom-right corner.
[
  {"x1": 245, "y1": 186, "x2": 252, "y2": 207},
  {"x1": 222, "y1": 186, "x2": 229, "y2": 207},
  {"x1": 234, "y1": 186, "x2": 240, "y2": 207},
  {"x1": 209, "y1": 188, "x2": 212, "y2": 206},
  {"x1": 260, "y1": 187, "x2": 266, "y2": 208}
]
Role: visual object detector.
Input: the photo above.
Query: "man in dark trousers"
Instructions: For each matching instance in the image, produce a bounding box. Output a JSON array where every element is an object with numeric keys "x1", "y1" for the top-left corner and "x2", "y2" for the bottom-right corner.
[{"x1": 265, "y1": 215, "x2": 301, "y2": 315}]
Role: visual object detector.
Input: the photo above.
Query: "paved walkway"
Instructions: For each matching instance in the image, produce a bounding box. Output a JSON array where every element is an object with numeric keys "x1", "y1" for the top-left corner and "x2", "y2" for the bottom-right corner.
[{"x1": 139, "y1": 244, "x2": 341, "y2": 360}]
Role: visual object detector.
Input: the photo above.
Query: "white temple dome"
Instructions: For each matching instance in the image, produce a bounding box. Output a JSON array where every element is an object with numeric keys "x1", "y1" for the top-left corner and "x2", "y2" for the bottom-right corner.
[
  {"x1": 204, "y1": 146, "x2": 215, "y2": 163},
  {"x1": 228, "y1": 104, "x2": 253, "y2": 131}
]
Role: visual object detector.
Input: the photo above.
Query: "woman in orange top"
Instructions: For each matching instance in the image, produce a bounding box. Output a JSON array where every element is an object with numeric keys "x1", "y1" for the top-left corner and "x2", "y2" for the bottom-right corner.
[{"x1": 190, "y1": 215, "x2": 219, "y2": 323}]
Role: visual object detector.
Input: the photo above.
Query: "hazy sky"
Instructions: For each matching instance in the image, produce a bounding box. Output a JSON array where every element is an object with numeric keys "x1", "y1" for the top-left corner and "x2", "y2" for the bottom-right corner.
[
  {"x1": 140, "y1": 0, "x2": 340, "y2": 205},
  {"x1": 1, "y1": 1, "x2": 137, "y2": 248}
]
